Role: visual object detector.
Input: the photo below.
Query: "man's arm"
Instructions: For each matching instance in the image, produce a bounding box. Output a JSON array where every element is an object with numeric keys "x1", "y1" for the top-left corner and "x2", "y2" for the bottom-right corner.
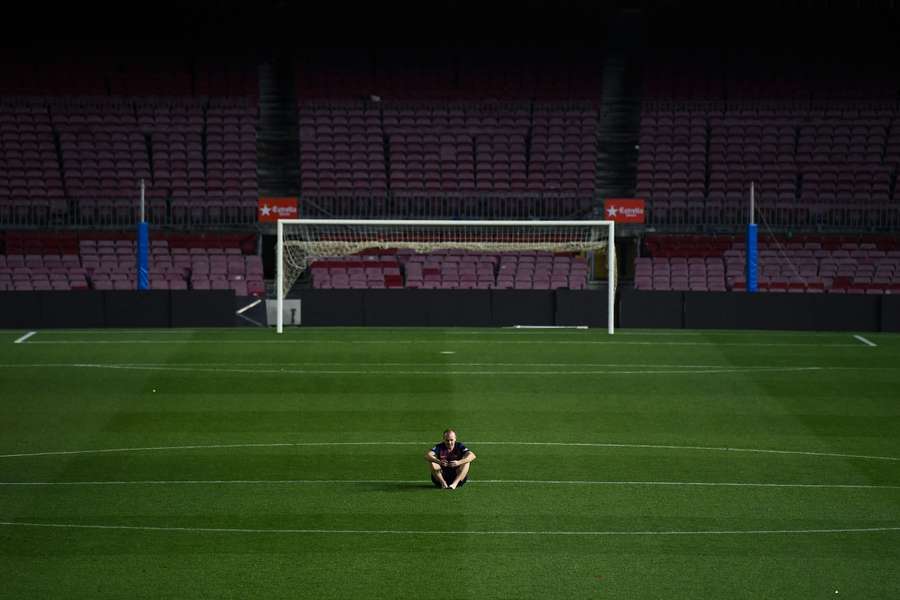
[
  {"x1": 448, "y1": 451, "x2": 476, "y2": 468},
  {"x1": 425, "y1": 450, "x2": 447, "y2": 467}
]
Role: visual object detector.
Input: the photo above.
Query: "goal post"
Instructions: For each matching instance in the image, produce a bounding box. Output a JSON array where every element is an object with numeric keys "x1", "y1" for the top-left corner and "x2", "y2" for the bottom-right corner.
[{"x1": 276, "y1": 219, "x2": 616, "y2": 333}]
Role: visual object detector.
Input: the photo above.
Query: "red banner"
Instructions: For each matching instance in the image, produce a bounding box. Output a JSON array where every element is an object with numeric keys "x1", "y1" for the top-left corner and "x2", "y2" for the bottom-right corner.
[
  {"x1": 258, "y1": 197, "x2": 299, "y2": 222},
  {"x1": 604, "y1": 198, "x2": 646, "y2": 223}
]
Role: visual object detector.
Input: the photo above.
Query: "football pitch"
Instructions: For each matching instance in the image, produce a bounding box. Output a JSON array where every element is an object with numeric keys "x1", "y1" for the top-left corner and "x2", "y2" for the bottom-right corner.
[{"x1": 1, "y1": 327, "x2": 899, "y2": 599}]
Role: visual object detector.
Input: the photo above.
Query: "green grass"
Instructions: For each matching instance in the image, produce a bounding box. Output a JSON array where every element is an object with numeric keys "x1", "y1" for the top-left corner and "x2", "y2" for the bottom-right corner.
[{"x1": 1, "y1": 327, "x2": 899, "y2": 599}]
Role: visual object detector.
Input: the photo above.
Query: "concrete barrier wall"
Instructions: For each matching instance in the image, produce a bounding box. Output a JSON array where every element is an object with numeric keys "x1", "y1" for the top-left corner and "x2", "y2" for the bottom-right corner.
[
  {"x1": 293, "y1": 289, "x2": 609, "y2": 327},
  {"x1": 620, "y1": 290, "x2": 893, "y2": 332},
  {"x1": 1, "y1": 289, "x2": 894, "y2": 332},
  {"x1": 0, "y1": 290, "x2": 236, "y2": 328}
]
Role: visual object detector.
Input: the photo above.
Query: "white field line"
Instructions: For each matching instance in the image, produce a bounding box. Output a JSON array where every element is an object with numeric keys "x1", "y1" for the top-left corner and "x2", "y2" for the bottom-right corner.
[
  {"x1": 11, "y1": 328, "x2": 249, "y2": 334},
  {"x1": 446, "y1": 330, "x2": 860, "y2": 337},
  {"x1": 1, "y1": 521, "x2": 898, "y2": 537},
  {"x1": 19, "y1": 329, "x2": 856, "y2": 337},
  {"x1": 0, "y1": 361, "x2": 835, "y2": 368},
  {"x1": 12, "y1": 331, "x2": 36, "y2": 344},
  {"x1": 17, "y1": 339, "x2": 863, "y2": 347},
  {"x1": 235, "y1": 299, "x2": 262, "y2": 315},
  {"x1": 0, "y1": 363, "x2": 825, "y2": 377},
  {"x1": 510, "y1": 325, "x2": 589, "y2": 329},
  {"x1": 1, "y1": 440, "x2": 897, "y2": 463},
  {"x1": 0, "y1": 362, "x2": 888, "y2": 374},
  {"x1": 853, "y1": 335, "x2": 877, "y2": 347},
  {"x1": 1, "y1": 479, "x2": 897, "y2": 490}
]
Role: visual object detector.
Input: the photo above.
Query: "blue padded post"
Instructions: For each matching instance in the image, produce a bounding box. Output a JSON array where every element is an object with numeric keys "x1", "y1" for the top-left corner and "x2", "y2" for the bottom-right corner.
[
  {"x1": 746, "y1": 223, "x2": 758, "y2": 293},
  {"x1": 137, "y1": 221, "x2": 149, "y2": 291}
]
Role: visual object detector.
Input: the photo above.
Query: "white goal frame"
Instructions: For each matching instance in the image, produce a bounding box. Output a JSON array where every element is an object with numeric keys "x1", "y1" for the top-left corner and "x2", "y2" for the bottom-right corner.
[{"x1": 276, "y1": 219, "x2": 616, "y2": 334}]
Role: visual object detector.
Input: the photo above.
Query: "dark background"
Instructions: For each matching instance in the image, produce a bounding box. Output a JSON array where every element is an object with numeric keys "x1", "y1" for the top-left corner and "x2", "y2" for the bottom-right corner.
[
  {"x1": 620, "y1": 289, "x2": 898, "y2": 332},
  {"x1": 0, "y1": 290, "x2": 237, "y2": 328},
  {"x1": 8, "y1": 1, "x2": 900, "y2": 53}
]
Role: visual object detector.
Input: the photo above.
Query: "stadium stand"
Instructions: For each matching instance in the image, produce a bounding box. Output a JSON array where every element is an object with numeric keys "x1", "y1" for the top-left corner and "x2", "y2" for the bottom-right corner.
[
  {"x1": 636, "y1": 235, "x2": 900, "y2": 294},
  {"x1": 0, "y1": 56, "x2": 259, "y2": 227},
  {"x1": 3, "y1": 40, "x2": 900, "y2": 301},
  {"x1": 637, "y1": 52, "x2": 900, "y2": 230},
  {"x1": 309, "y1": 250, "x2": 589, "y2": 290},
  {"x1": 298, "y1": 101, "x2": 597, "y2": 199},
  {"x1": 0, "y1": 231, "x2": 263, "y2": 295},
  {"x1": 294, "y1": 49, "x2": 603, "y2": 218}
]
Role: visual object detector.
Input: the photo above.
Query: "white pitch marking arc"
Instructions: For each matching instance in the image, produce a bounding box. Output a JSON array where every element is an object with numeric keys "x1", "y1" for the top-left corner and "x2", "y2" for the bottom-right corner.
[
  {"x1": 1, "y1": 479, "x2": 898, "y2": 490},
  {"x1": 1, "y1": 521, "x2": 898, "y2": 537},
  {"x1": 0, "y1": 440, "x2": 898, "y2": 463}
]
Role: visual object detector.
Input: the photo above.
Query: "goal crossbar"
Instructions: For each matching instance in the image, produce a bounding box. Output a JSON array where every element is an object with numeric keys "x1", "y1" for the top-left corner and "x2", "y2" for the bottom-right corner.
[{"x1": 276, "y1": 219, "x2": 616, "y2": 333}]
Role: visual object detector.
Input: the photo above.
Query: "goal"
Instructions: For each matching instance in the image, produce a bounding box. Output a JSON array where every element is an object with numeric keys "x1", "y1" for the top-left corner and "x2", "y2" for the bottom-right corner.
[{"x1": 276, "y1": 219, "x2": 616, "y2": 333}]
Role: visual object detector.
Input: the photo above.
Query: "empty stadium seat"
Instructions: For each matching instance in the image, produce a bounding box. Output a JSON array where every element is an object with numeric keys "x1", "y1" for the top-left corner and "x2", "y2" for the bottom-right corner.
[{"x1": 637, "y1": 234, "x2": 900, "y2": 293}]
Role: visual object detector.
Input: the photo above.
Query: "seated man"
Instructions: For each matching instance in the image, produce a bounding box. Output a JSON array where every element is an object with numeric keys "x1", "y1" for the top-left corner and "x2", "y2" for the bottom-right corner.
[{"x1": 425, "y1": 428, "x2": 476, "y2": 489}]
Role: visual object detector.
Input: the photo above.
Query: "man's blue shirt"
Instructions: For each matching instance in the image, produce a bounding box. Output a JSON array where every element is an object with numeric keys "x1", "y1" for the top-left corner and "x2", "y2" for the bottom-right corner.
[{"x1": 431, "y1": 441, "x2": 470, "y2": 462}]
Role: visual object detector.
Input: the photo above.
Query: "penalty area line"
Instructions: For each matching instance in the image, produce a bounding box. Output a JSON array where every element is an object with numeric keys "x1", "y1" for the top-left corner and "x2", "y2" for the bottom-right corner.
[
  {"x1": 0, "y1": 521, "x2": 898, "y2": 537},
  {"x1": 15, "y1": 339, "x2": 863, "y2": 347},
  {"x1": 0, "y1": 363, "x2": 827, "y2": 377}
]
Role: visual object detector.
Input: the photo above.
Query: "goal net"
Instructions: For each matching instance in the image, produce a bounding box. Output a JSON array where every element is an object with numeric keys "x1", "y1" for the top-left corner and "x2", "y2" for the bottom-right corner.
[{"x1": 276, "y1": 219, "x2": 616, "y2": 333}]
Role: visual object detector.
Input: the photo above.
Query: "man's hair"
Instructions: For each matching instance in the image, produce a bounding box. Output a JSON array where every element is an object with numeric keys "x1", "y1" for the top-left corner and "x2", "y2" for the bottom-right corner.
[{"x1": 442, "y1": 428, "x2": 456, "y2": 437}]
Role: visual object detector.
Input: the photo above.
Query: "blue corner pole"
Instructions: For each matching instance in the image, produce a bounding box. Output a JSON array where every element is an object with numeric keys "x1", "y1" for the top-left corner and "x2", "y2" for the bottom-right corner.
[
  {"x1": 746, "y1": 222, "x2": 758, "y2": 293},
  {"x1": 137, "y1": 179, "x2": 149, "y2": 290},
  {"x1": 137, "y1": 221, "x2": 149, "y2": 290},
  {"x1": 746, "y1": 181, "x2": 758, "y2": 293}
]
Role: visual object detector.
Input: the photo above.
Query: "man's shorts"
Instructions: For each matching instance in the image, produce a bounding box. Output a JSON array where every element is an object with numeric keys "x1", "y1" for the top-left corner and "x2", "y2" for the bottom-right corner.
[{"x1": 431, "y1": 468, "x2": 468, "y2": 488}]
